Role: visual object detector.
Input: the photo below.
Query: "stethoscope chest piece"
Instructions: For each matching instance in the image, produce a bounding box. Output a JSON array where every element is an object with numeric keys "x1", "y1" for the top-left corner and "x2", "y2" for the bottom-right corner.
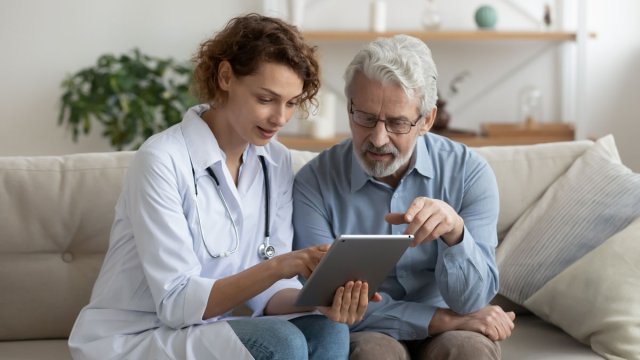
[{"x1": 258, "y1": 242, "x2": 276, "y2": 260}]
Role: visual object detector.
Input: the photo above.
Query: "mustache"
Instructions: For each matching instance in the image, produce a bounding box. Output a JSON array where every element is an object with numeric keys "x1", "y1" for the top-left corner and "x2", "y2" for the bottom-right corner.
[{"x1": 361, "y1": 141, "x2": 399, "y2": 157}]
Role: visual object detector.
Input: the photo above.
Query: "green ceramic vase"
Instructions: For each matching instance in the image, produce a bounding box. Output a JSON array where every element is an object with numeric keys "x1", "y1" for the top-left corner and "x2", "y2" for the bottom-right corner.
[{"x1": 475, "y1": 5, "x2": 497, "y2": 29}]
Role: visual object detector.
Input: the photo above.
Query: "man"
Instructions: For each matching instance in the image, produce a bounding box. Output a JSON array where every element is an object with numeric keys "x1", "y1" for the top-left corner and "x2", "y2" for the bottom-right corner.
[{"x1": 292, "y1": 35, "x2": 515, "y2": 359}]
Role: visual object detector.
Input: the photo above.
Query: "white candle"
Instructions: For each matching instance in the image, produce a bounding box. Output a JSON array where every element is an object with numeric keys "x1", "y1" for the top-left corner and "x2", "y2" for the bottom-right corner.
[
  {"x1": 370, "y1": 0, "x2": 387, "y2": 33},
  {"x1": 310, "y1": 90, "x2": 337, "y2": 139},
  {"x1": 289, "y1": 0, "x2": 306, "y2": 28}
]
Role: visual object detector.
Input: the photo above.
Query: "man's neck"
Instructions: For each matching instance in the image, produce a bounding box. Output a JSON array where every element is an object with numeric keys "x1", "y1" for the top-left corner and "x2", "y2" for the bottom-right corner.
[{"x1": 376, "y1": 162, "x2": 410, "y2": 189}]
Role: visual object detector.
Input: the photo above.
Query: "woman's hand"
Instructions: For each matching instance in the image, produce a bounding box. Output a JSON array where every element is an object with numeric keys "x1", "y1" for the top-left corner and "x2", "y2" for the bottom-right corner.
[
  {"x1": 316, "y1": 281, "x2": 381, "y2": 325},
  {"x1": 273, "y1": 244, "x2": 330, "y2": 279}
]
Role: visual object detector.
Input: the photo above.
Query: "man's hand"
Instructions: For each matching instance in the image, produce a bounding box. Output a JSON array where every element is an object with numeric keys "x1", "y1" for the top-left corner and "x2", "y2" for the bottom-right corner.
[
  {"x1": 316, "y1": 281, "x2": 382, "y2": 325},
  {"x1": 429, "y1": 306, "x2": 516, "y2": 341},
  {"x1": 385, "y1": 196, "x2": 464, "y2": 247}
]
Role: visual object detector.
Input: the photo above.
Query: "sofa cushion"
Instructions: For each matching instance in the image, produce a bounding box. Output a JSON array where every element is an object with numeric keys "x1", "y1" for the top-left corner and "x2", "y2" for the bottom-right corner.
[
  {"x1": 0, "y1": 339, "x2": 71, "y2": 359},
  {"x1": 501, "y1": 315, "x2": 603, "y2": 360},
  {"x1": 0, "y1": 152, "x2": 134, "y2": 340},
  {"x1": 524, "y1": 218, "x2": 640, "y2": 359},
  {"x1": 290, "y1": 149, "x2": 318, "y2": 174},
  {"x1": 473, "y1": 140, "x2": 593, "y2": 241},
  {"x1": 495, "y1": 136, "x2": 640, "y2": 358},
  {"x1": 497, "y1": 135, "x2": 640, "y2": 303}
]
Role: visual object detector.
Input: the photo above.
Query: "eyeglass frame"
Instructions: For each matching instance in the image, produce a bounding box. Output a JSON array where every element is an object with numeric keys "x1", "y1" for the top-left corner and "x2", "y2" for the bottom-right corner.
[{"x1": 349, "y1": 99, "x2": 423, "y2": 134}]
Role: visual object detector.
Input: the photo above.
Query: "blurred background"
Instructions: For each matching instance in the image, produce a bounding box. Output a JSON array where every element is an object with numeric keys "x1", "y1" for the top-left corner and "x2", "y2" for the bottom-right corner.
[{"x1": 0, "y1": 0, "x2": 638, "y2": 171}]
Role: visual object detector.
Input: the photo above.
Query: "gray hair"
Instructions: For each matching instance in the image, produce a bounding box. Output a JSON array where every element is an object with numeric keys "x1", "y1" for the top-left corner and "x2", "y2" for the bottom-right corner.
[{"x1": 343, "y1": 35, "x2": 438, "y2": 116}]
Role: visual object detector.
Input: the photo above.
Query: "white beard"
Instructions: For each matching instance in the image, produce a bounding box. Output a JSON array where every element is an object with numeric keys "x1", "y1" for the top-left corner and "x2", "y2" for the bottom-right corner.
[{"x1": 355, "y1": 141, "x2": 413, "y2": 178}]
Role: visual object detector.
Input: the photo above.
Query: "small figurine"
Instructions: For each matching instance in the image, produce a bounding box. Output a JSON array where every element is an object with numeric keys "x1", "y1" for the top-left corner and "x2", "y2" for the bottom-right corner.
[{"x1": 543, "y1": 4, "x2": 552, "y2": 28}]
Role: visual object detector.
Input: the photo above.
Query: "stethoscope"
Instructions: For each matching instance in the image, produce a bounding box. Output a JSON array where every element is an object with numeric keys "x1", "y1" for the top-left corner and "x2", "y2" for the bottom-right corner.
[{"x1": 193, "y1": 155, "x2": 275, "y2": 260}]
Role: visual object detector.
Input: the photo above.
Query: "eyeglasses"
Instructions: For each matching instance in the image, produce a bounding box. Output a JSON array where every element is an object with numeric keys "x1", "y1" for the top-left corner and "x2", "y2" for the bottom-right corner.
[{"x1": 349, "y1": 99, "x2": 422, "y2": 134}]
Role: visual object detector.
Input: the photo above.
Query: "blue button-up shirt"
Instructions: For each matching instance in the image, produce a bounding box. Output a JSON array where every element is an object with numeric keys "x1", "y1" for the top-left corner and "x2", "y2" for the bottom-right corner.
[{"x1": 292, "y1": 133, "x2": 499, "y2": 340}]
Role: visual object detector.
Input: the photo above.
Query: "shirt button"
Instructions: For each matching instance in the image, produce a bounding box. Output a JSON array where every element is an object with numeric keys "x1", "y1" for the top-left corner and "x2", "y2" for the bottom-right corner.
[{"x1": 61, "y1": 252, "x2": 74, "y2": 263}]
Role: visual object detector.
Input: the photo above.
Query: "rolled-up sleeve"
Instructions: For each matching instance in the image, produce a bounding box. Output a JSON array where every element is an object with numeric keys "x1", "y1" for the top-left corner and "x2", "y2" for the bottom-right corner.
[
  {"x1": 435, "y1": 157, "x2": 500, "y2": 314},
  {"x1": 127, "y1": 149, "x2": 214, "y2": 328},
  {"x1": 351, "y1": 293, "x2": 438, "y2": 340}
]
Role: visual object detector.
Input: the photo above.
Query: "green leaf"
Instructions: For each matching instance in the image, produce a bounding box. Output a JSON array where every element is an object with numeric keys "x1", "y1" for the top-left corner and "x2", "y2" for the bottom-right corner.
[{"x1": 58, "y1": 48, "x2": 196, "y2": 150}]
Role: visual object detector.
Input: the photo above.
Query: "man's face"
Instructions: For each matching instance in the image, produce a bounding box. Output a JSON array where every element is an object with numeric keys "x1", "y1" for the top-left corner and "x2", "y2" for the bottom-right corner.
[{"x1": 348, "y1": 72, "x2": 434, "y2": 185}]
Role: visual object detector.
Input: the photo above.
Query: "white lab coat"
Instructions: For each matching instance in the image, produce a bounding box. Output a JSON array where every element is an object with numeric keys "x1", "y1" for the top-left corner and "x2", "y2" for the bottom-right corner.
[{"x1": 69, "y1": 105, "x2": 301, "y2": 359}]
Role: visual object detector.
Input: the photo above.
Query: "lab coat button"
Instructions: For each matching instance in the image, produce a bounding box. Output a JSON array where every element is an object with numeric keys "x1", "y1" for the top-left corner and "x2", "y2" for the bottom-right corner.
[{"x1": 61, "y1": 252, "x2": 74, "y2": 263}]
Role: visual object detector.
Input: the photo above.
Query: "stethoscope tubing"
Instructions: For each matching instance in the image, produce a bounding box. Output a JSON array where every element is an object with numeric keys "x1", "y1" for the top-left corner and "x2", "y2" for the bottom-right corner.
[{"x1": 195, "y1": 156, "x2": 273, "y2": 259}]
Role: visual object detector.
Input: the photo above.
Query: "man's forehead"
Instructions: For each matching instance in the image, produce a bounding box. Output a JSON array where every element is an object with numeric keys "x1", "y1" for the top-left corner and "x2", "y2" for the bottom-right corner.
[{"x1": 353, "y1": 81, "x2": 418, "y2": 113}]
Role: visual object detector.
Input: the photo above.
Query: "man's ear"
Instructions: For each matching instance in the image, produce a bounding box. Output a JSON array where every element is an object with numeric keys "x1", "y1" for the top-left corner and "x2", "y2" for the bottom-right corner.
[
  {"x1": 419, "y1": 107, "x2": 437, "y2": 135},
  {"x1": 218, "y1": 61, "x2": 233, "y2": 91}
]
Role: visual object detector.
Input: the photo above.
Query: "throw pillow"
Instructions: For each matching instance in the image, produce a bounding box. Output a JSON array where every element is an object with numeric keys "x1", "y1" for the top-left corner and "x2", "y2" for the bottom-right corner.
[
  {"x1": 497, "y1": 135, "x2": 640, "y2": 304},
  {"x1": 474, "y1": 139, "x2": 595, "y2": 240},
  {"x1": 524, "y1": 218, "x2": 640, "y2": 359}
]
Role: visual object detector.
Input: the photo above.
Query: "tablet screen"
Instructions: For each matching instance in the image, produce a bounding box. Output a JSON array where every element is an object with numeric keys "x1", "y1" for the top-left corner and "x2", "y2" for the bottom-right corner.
[{"x1": 294, "y1": 234, "x2": 413, "y2": 307}]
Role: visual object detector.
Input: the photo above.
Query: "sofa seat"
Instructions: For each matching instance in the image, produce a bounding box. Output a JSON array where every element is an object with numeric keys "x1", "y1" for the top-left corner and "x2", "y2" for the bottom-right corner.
[
  {"x1": 0, "y1": 316, "x2": 601, "y2": 360},
  {"x1": 501, "y1": 316, "x2": 602, "y2": 359},
  {"x1": 0, "y1": 340, "x2": 71, "y2": 359}
]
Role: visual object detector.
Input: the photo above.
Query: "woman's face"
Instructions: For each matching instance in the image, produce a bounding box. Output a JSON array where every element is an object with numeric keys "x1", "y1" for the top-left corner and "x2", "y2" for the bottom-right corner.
[{"x1": 221, "y1": 61, "x2": 304, "y2": 147}]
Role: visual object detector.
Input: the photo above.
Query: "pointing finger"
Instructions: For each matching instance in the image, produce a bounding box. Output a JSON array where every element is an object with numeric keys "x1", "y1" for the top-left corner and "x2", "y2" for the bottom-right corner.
[
  {"x1": 384, "y1": 213, "x2": 407, "y2": 225},
  {"x1": 405, "y1": 197, "x2": 428, "y2": 222}
]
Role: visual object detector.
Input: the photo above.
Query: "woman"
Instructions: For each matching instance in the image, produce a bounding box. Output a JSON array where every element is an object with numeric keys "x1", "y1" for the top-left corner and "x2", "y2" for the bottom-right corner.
[{"x1": 69, "y1": 14, "x2": 372, "y2": 359}]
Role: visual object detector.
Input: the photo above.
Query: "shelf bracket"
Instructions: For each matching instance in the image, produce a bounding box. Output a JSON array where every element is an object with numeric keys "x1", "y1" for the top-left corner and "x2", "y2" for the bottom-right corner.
[{"x1": 450, "y1": 43, "x2": 559, "y2": 117}]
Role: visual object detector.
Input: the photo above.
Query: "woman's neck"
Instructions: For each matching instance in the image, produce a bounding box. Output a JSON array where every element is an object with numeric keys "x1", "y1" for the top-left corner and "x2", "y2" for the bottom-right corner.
[
  {"x1": 202, "y1": 107, "x2": 247, "y2": 185},
  {"x1": 203, "y1": 106, "x2": 247, "y2": 165}
]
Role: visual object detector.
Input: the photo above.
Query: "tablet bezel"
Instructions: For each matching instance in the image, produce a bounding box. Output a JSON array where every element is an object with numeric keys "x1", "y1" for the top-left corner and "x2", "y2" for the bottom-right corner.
[{"x1": 294, "y1": 234, "x2": 413, "y2": 307}]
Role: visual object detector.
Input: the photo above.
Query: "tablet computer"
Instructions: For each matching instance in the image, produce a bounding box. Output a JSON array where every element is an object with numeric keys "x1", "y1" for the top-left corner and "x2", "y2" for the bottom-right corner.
[{"x1": 294, "y1": 234, "x2": 413, "y2": 307}]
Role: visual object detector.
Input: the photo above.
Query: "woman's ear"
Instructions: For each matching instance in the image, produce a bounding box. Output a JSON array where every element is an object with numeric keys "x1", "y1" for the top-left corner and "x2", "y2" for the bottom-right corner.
[
  {"x1": 217, "y1": 61, "x2": 233, "y2": 91},
  {"x1": 419, "y1": 107, "x2": 437, "y2": 135}
]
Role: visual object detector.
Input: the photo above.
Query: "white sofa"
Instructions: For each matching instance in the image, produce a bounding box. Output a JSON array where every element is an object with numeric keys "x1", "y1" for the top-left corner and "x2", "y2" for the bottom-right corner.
[{"x1": 1, "y1": 139, "x2": 623, "y2": 359}]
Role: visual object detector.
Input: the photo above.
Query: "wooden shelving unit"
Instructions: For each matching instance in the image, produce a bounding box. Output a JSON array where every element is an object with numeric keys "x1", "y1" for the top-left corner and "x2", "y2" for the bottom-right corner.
[
  {"x1": 303, "y1": 30, "x2": 596, "y2": 42},
  {"x1": 278, "y1": 133, "x2": 575, "y2": 151},
  {"x1": 294, "y1": 25, "x2": 593, "y2": 148},
  {"x1": 278, "y1": 122, "x2": 575, "y2": 151}
]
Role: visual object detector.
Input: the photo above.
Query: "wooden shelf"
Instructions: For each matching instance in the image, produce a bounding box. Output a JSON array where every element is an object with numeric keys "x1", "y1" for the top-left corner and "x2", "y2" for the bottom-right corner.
[
  {"x1": 303, "y1": 30, "x2": 596, "y2": 42},
  {"x1": 481, "y1": 122, "x2": 574, "y2": 138},
  {"x1": 442, "y1": 134, "x2": 575, "y2": 147},
  {"x1": 278, "y1": 124, "x2": 574, "y2": 151},
  {"x1": 430, "y1": 122, "x2": 575, "y2": 147}
]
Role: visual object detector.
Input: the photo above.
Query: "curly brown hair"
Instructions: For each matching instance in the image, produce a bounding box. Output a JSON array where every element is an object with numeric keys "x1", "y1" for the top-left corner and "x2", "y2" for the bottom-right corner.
[{"x1": 193, "y1": 13, "x2": 320, "y2": 115}]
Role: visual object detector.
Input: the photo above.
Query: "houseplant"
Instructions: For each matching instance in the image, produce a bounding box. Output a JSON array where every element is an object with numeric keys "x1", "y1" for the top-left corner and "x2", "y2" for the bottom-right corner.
[{"x1": 58, "y1": 49, "x2": 196, "y2": 150}]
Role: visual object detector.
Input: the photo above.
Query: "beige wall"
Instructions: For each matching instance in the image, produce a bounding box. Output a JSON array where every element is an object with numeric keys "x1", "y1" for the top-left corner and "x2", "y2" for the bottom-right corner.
[
  {"x1": 584, "y1": 0, "x2": 640, "y2": 171},
  {"x1": 0, "y1": 0, "x2": 258, "y2": 155}
]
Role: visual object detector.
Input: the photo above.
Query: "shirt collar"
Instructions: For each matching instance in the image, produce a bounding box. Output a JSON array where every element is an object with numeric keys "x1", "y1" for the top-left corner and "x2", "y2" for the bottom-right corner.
[
  {"x1": 180, "y1": 104, "x2": 277, "y2": 172},
  {"x1": 349, "y1": 135, "x2": 433, "y2": 192},
  {"x1": 350, "y1": 143, "x2": 369, "y2": 192},
  {"x1": 414, "y1": 135, "x2": 433, "y2": 178}
]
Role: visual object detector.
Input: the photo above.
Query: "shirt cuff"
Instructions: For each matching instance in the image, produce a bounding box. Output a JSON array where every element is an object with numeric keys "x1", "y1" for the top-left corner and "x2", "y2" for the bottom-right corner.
[
  {"x1": 439, "y1": 225, "x2": 476, "y2": 265},
  {"x1": 184, "y1": 276, "x2": 216, "y2": 325},
  {"x1": 247, "y1": 278, "x2": 302, "y2": 316},
  {"x1": 395, "y1": 301, "x2": 435, "y2": 339},
  {"x1": 351, "y1": 296, "x2": 436, "y2": 340}
]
